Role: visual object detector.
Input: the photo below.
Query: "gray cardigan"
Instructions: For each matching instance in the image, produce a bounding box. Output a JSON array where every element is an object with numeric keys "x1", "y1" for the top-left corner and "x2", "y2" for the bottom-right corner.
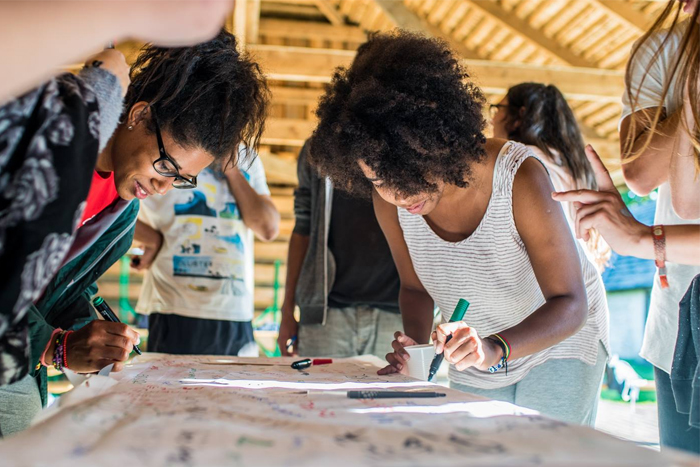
[{"x1": 292, "y1": 141, "x2": 336, "y2": 325}]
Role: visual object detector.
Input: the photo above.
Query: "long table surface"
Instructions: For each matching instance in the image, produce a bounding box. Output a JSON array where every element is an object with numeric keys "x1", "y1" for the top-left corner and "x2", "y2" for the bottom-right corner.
[{"x1": 0, "y1": 354, "x2": 696, "y2": 466}]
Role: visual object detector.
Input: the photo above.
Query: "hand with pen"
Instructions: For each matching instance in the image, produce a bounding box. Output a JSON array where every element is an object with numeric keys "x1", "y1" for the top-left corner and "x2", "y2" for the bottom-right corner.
[
  {"x1": 431, "y1": 323, "x2": 502, "y2": 372},
  {"x1": 378, "y1": 326, "x2": 503, "y2": 374},
  {"x1": 43, "y1": 321, "x2": 140, "y2": 373}
]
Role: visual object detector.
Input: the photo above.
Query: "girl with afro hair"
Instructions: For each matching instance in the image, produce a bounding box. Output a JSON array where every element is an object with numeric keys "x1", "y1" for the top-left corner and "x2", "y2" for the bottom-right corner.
[{"x1": 309, "y1": 31, "x2": 609, "y2": 426}]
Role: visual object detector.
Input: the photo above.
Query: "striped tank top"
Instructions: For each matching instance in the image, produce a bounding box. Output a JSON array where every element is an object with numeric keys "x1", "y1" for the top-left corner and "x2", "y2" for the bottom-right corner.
[{"x1": 398, "y1": 141, "x2": 610, "y2": 389}]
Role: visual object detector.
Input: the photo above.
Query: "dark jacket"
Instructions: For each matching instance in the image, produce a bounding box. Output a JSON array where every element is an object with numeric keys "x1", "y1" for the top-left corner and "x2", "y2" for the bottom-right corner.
[
  {"x1": 28, "y1": 199, "x2": 138, "y2": 406},
  {"x1": 671, "y1": 274, "x2": 700, "y2": 429}
]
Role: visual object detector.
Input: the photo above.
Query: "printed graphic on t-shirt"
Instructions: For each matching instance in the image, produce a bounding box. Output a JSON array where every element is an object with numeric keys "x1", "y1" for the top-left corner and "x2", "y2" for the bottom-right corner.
[
  {"x1": 136, "y1": 157, "x2": 269, "y2": 322},
  {"x1": 171, "y1": 181, "x2": 248, "y2": 297}
]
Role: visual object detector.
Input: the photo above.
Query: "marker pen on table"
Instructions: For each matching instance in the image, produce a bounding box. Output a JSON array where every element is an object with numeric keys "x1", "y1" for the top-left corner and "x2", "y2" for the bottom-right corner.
[
  {"x1": 91, "y1": 296, "x2": 142, "y2": 355},
  {"x1": 291, "y1": 358, "x2": 332, "y2": 370},
  {"x1": 427, "y1": 298, "x2": 470, "y2": 382},
  {"x1": 299, "y1": 390, "x2": 446, "y2": 399}
]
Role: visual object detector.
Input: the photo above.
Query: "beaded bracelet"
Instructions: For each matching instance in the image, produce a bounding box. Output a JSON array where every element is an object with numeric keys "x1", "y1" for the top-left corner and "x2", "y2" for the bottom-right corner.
[
  {"x1": 62, "y1": 331, "x2": 73, "y2": 369},
  {"x1": 488, "y1": 333, "x2": 511, "y2": 375},
  {"x1": 52, "y1": 331, "x2": 69, "y2": 372}
]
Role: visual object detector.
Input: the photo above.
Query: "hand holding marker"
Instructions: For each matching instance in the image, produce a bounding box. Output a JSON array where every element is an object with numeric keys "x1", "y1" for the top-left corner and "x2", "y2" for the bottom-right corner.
[
  {"x1": 427, "y1": 298, "x2": 469, "y2": 382},
  {"x1": 92, "y1": 296, "x2": 142, "y2": 355}
]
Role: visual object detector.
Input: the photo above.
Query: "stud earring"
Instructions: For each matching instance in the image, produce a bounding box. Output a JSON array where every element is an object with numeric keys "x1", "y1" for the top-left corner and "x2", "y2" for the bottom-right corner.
[{"x1": 127, "y1": 125, "x2": 134, "y2": 130}]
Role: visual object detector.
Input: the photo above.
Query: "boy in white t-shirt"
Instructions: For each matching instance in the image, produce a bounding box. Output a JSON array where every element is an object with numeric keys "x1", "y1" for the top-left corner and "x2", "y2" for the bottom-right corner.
[{"x1": 132, "y1": 148, "x2": 279, "y2": 356}]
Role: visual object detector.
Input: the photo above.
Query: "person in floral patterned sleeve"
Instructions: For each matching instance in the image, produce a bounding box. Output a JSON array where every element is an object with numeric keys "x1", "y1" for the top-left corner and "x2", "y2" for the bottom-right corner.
[
  {"x1": 0, "y1": 30, "x2": 270, "y2": 437},
  {"x1": 0, "y1": 50, "x2": 128, "y2": 388}
]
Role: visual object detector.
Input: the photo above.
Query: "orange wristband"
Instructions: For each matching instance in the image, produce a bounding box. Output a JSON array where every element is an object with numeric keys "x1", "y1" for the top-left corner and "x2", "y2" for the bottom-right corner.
[{"x1": 652, "y1": 225, "x2": 669, "y2": 289}]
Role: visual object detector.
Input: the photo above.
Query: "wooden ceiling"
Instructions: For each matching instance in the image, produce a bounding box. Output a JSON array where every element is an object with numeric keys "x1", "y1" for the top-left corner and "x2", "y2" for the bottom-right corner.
[{"x1": 120, "y1": 0, "x2": 675, "y2": 186}]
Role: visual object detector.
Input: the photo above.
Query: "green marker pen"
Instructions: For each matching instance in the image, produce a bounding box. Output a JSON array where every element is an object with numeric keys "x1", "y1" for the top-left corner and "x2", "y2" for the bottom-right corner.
[{"x1": 427, "y1": 298, "x2": 469, "y2": 382}]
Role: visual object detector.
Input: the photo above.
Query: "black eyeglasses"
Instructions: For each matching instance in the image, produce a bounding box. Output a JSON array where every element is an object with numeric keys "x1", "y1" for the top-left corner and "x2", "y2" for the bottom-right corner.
[
  {"x1": 489, "y1": 103, "x2": 508, "y2": 118},
  {"x1": 152, "y1": 113, "x2": 197, "y2": 189}
]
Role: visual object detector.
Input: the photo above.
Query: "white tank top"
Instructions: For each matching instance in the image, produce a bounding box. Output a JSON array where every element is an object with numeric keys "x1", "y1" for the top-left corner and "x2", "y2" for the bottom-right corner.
[{"x1": 398, "y1": 141, "x2": 609, "y2": 389}]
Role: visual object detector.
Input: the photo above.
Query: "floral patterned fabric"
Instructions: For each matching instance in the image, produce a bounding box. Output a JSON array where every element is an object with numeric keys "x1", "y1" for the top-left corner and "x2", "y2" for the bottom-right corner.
[{"x1": 0, "y1": 74, "x2": 102, "y2": 386}]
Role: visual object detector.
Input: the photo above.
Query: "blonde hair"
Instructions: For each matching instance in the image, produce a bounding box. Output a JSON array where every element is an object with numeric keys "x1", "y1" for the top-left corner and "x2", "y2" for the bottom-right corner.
[{"x1": 624, "y1": 3, "x2": 699, "y2": 171}]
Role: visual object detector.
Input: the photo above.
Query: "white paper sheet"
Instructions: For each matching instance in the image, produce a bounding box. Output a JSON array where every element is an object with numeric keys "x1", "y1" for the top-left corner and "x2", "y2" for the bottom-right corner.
[{"x1": 0, "y1": 355, "x2": 694, "y2": 466}]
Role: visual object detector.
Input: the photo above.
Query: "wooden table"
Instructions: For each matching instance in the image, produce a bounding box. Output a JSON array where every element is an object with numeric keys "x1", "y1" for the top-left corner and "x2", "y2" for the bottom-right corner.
[{"x1": 0, "y1": 354, "x2": 695, "y2": 466}]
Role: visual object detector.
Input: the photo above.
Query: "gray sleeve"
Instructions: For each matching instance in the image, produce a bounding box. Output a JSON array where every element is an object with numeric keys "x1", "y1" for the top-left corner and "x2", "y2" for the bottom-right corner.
[
  {"x1": 77, "y1": 67, "x2": 123, "y2": 152},
  {"x1": 293, "y1": 140, "x2": 314, "y2": 236}
]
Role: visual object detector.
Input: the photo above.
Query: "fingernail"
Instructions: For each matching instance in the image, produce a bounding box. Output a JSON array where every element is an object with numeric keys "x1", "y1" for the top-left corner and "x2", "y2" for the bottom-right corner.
[
  {"x1": 136, "y1": 337, "x2": 141, "y2": 345},
  {"x1": 397, "y1": 364, "x2": 403, "y2": 370}
]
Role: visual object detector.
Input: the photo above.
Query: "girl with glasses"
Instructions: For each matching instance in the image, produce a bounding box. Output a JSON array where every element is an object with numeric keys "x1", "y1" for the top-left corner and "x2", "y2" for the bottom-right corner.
[{"x1": 0, "y1": 29, "x2": 269, "y2": 436}]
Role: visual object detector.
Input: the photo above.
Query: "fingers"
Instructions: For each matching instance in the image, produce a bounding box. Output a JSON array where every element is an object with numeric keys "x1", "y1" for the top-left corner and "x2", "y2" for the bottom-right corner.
[
  {"x1": 391, "y1": 339, "x2": 409, "y2": 363},
  {"x1": 444, "y1": 330, "x2": 478, "y2": 362},
  {"x1": 102, "y1": 321, "x2": 140, "y2": 345},
  {"x1": 584, "y1": 145, "x2": 615, "y2": 192},
  {"x1": 383, "y1": 353, "x2": 405, "y2": 373},
  {"x1": 434, "y1": 321, "x2": 469, "y2": 354},
  {"x1": 98, "y1": 345, "x2": 132, "y2": 362},
  {"x1": 552, "y1": 188, "x2": 610, "y2": 204},
  {"x1": 378, "y1": 332, "x2": 415, "y2": 375},
  {"x1": 575, "y1": 203, "x2": 607, "y2": 240},
  {"x1": 454, "y1": 351, "x2": 482, "y2": 371},
  {"x1": 394, "y1": 332, "x2": 417, "y2": 347},
  {"x1": 578, "y1": 208, "x2": 611, "y2": 241},
  {"x1": 277, "y1": 336, "x2": 297, "y2": 357},
  {"x1": 377, "y1": 364, "x2": 399, "y2": 375}
]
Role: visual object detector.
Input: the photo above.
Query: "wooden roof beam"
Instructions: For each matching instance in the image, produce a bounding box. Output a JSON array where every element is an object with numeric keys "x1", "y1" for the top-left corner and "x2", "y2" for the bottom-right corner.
[
  {"x1": 469, "y1": 0, "x2": 598, "y2": 68},
  {"x1": 249, "y1": 44, "x2": 626, "y2": 102},
  {"x1": 372, "y1": 0, "x2": 480, "y2": 59},
  {"x1": 258, "y1": 18, "x2": 367, "y2": 43},
  {"x1": 314, "y1": 0, "x2": 344, "y2": 26},
  {"x1": 594, "y1": 0, "x2": 652, "y2": 34}
]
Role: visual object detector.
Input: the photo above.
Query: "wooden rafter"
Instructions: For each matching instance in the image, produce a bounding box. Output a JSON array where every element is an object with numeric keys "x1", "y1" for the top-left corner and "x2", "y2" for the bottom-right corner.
[
  {"x1": 258, "y1": 18, "x2": 367, "y2": 43},
  {"x1": 314, "y1": 0, "x2": 345, "y2": 25},
  {"x1": 372, "y1": 0, "x2": 480, "y2": 59},
  {"x1": 469, "y1": 0, "x2": 597, "y2": 67},
  {"x1": 594, "y1": 0, "x2": 652, "y2": 34},
  {"x1": 249, "y1": 44, "x2": 626, "y2": 102}
]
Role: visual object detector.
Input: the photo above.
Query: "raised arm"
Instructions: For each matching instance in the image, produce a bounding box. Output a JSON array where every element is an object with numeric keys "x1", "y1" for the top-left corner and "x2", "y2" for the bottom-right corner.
[
  {"x1": 553, "y1": 145, "x2": 700, "y2": 265},
  {"x1": 223, "y1": 167, "x2": 280, "y2": 242},
  {"x1": 0, "y1": 0, "x2": 232, "y2": 103}
]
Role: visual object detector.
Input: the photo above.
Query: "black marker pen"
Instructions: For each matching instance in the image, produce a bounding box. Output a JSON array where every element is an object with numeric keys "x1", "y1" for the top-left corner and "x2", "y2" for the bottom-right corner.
[{"x1": 92, "y1": 296, "x2": 142, "y2": 355}]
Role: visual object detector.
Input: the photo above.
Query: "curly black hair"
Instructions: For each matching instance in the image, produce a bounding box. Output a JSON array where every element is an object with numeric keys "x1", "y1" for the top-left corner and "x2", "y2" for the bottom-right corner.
[
  {"x1": 309, "y1": 30, "x2": 486, "y2": 198},
  {"x1": 124, "y1": 29, "x2": 269, "y2": 167}
]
